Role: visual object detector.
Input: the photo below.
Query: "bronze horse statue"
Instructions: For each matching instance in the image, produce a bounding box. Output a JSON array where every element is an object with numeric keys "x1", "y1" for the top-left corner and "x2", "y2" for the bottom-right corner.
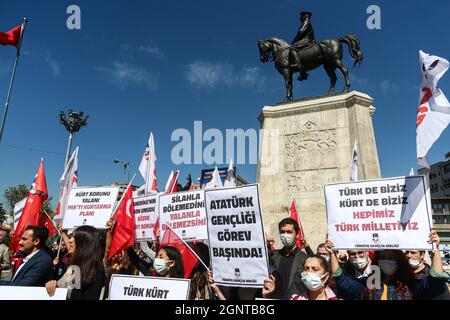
[{"x1": 258, "y1": 33, "x2": 363, "y2": 102}]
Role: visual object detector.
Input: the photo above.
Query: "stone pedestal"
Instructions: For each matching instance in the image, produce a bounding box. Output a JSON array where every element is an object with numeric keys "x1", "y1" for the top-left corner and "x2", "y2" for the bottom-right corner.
[{"x1": 256, "y1": 91, "x2": 381, "y2": 250}]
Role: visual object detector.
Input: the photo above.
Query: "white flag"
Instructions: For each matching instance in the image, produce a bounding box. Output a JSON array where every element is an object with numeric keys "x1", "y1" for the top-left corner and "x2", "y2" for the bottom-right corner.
[
  {"x1": 409, "y1": 168, "x2": 415, "y2": 176},
  {"x1": 55, "y1": 147, "x2": 79, "y2": 221},
  {"x1": 13, "y1": 198, "x2": 27, "y2": 230},
  {"x1": 350, "y1": 141, "x2": 358, "y2": 181},
  {"x1": 223, "y1": 159, "x2": 236, "y2": 188},
  {"x1": 164, "y1": 170, "x2": 179, "y2": 194},
  {"x1": 139, "y1": 132, "x2": 158, "y2": 194},
  {"x1": 417, "y1": 50, "x2": 450, "y2": 168},
  {"x1": 205, "y1": 166, "x2": 223, "y2": 189}
]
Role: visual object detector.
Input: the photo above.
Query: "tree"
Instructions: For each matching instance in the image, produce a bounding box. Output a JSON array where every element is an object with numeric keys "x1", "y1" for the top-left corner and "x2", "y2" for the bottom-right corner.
[
  {"x1": 0, "y1": 203, "x2": 6, "y2": 225},
  {"x1": 3, "y1": 184, "x2": 54, "y2": 217}
]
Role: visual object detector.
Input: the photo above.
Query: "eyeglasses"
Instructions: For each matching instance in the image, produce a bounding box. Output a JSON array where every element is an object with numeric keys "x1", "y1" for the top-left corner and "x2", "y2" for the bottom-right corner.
[
  {"x1": 348, "y1": 251, "x2": 365, "y2": 256},
  {"x1": 405, "y1": 251, "x2": 420, "y2": 255}
]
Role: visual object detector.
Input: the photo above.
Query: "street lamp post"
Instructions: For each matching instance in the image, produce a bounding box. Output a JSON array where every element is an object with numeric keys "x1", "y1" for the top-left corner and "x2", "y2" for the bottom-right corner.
[
  {"x1": 59, "y1": 110, "x2": 88, "y2": 167},
  {"x1": 113, "y1": 159, "x2": 130, "y2": 187}
]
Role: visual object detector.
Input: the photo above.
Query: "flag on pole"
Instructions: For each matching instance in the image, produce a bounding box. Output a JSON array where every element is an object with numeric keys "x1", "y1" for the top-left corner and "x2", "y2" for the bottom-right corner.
[
  {"x1": 38, "y1": 211, "x2": 58, "y2": 238},
  {"x1": 0, "y1": 25, "x2": 22, "y2": 47},
  {"x1": 205, "y1": 166, "x2": 223, "y2": 189},
  {"x1": 288, "y1": 199, "x2": 305, "y2": 249},
  {"x1": 13, "y1": 198, "x2": 26, "y2": 230},
  {"x1": 153, "y1": 217, "x2": 160, "y2": 239},
  {"x1": 164, "y1": 170, "x2": 179, "y2": 194},
  {"x1": 417, "y1": 50, "x2": 450, "y2": 168},
  {"x1": 160, "y1": 224, "x2": 199, "y2": 278},
  {"x1": 54, "y1": 147, "x2": 79, "y2": 221},
  {"x1": 109, "y1": 182, "x2": 135, "y2": 259},
  {"x1": 10, "y1": 159, "x2": 48, "y2": 251},
  {"x1": 223, "y1": 159, "x2": 236, "y2": 188},
  {"x1": 139, "y1": 132, "x2": 158, "y2": 194},
  {"x1": 409, "y1": 168, "x2": 415, "y2": 176},
  {"x1": 350, "y1": 141, "x2": 358, "y2": 181}
]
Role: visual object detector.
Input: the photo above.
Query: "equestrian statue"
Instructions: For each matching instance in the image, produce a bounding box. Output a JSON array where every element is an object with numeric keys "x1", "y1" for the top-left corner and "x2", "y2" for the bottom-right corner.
[{"x1": 258, "y1": 11, "x2": 363, "y2": 102}]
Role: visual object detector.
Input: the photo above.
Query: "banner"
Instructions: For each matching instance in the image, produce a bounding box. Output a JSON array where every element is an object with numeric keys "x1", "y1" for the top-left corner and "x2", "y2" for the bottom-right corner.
[
  {"x1": 62, "y1": 186, "x2": 119, "y2": 229},
  {"x1": 134, "y1": 194, "x2": 158, "y2": 241},
  {"x1": 109, "y1": 274, "x2": 190, "y2": 300},
  {"x1": 13, "y1": 198, "x2": 26, "y2": 229},
  {"x1": 325, "y1": 176, "x2": 433, "y2": 250},
  {"x1": 159, "y1": 190, "x2": 207, "y2": 242},
  {"x1": 0, "y1": 287, "x2": 68, "y2": 300},
  {"x1": 205, "y1": 184, "x2": 269, "y2": 288}
]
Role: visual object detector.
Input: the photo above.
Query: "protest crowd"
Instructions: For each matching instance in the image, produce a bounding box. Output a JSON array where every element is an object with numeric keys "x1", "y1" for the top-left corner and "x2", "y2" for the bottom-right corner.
[{"x1": 0, "y1": 198, "x2": 449, "y2": 300}]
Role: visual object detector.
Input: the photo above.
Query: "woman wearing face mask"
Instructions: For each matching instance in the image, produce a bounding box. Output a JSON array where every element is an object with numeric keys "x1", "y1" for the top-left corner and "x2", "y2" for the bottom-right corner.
[
  {"x1": 290, "y1": 255, "x2": 338, "y2": 300},
  {"x1": 325, "y1": 240, "x2": 415, "y2": 300},
  {"x1": 406, "y1": 230, "x2": 450, "y2": 300}
]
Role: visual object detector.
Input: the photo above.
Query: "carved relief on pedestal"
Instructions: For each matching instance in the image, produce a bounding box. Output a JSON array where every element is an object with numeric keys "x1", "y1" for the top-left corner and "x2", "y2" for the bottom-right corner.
[
  {"x1": 285, "y1": 121, "x2": 336, "y2": 159},
  {"x1": 285, "y1": 168, "x2": 339, "y2": 198}
]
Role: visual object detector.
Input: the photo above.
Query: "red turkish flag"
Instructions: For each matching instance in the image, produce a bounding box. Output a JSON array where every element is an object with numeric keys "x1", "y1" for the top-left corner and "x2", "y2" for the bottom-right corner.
[
  {"x1": 289, "y1": 199, "x2": 305, "y2": 249},
  {"x1": 153, "y1": 217, "x2": 160, "y2": 239},
  {"x1": 108, "y1": 185, "x2": 135, "y2": 259},
  {"x1": 0, "y1": 25, "x2": 22, "y2": 47},
  {"x1": 38, "y1": 213, "x2": 57, "y2": 238},
  {"x1": 160, "y1": 225, "x2": 199, "y2": 278},
  {"x1": 10, "y1": 159, "x2": 48, "y2": 251}
]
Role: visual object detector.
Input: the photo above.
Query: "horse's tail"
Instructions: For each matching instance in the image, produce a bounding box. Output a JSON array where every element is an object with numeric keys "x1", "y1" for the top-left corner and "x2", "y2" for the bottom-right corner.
[{"x1": 339, "y1": 33, "x2": 363, "y2": 67}]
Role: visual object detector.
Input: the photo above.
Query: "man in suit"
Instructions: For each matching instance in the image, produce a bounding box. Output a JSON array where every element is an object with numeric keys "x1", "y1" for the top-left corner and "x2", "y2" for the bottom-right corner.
[
  {"x1": 270, "y1": 218, "x2": 308, "y2": 299},
  {"x1": 0, "y1": 226, "x2": 52, "y2": 287}
]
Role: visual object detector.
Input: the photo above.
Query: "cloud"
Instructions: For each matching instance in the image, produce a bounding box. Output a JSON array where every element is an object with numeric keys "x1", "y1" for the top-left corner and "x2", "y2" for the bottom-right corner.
[
  {"x1": 120, "y1": 41, "x2": 165, "y2": 60},
  {"x1": 380, "y1": 80, "x2": 399, "y2": 93},
  {"x1": 45, "y1": 53, "x2": 61, "y2": 77},
  {"x1": 350, "y1": 73, "x2": 400, "y2": 94},
  {"x1": 185, "y1": 61, "x2": 266, "y2": 89},
  {"x1": 95, "y1": 61, "x2": 159, "y2": 90}
]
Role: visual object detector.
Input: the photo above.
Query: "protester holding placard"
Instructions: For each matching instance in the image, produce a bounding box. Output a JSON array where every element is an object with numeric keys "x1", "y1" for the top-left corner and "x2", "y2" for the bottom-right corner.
[
  {"x1": 406, "y1": 230, "x2": 450, "y2": 300},
  {"x1": 271, "y1": 218, "x2": 308, "y2": 299},
  {"x1": 326, "y1": 239, "x2": 415, "y2": 300},
  {"x1": 332, "y1": 250, "x2": 373, "y2": 300},
  {"x1": 45, "y1": 226, "x2": 106, "y2": 300},
  {"x1": 189, "y1": 242, "x2": 214, "y2": 300},
  {"x1": 263, "y1": 255, "x2": 338, "y2": 300}
]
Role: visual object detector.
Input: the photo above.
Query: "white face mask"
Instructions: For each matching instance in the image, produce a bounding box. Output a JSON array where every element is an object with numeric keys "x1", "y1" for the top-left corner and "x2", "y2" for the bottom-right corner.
[
  {"x1": 378, "y1": 259, "x2": 398, "y2": 275},
  {"x1": 280, "y1": 233, "x2": 295, "y2": 247},
  {"x1": 351, "y1": 257, "x2": 368, "y2": 270},
  {"x1": 320, "y1": 254, "x2": 330, "y2": 262},
  {"x1": 301, "y1": 272, "x2": 327, "y2": 291},
  {"x1": 408, "y1": 259, "x2": 422, "y2": 269},
  {"x1": 153, "y1": 258, "x2": 170, "y2": 275}
]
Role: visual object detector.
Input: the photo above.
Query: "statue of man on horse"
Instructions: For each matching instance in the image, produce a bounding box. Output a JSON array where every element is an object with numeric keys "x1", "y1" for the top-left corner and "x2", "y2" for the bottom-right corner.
[{"x1": 258, "y1": 11, "x2": 363, "y2": 102}]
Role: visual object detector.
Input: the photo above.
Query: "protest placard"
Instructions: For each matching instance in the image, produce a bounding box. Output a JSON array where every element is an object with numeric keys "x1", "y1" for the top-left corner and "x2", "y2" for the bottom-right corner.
[
  {"x1": 205, "y1": 184, "x2": 269, "y2": 288},
  {"x1": 159, "y1": 190, "x2": 207, "y2": 242},
  {"x1": 134, "y1": 194, "x2": 158, "y2": 241},
  {"x1": 0, "y1": 287, "x2": 68, "y2": 300},
  {"x1": 325, "y1": 176, "x2": 433, "y2": 250},
  {"x1": 109, "y1": 274, "x2": 190, "y2": 300},
  {"x1": 62, "y1": 186, "x2": 119, "y2": 229}
]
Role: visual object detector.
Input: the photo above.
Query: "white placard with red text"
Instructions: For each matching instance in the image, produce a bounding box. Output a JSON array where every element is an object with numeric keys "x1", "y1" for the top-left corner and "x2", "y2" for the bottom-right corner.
[
  {"x1": 62, "y1": 186, "x2": 119, "y2": 229},
  {"x1": 133, "y1": 194, "x2": 158, "y2": 241},
  {"x1": 325, "y1": 176, "x2": 433, "y2": 250},
  {"x1": 158, "y1": 190, "x2": 207, "y2": 242}
]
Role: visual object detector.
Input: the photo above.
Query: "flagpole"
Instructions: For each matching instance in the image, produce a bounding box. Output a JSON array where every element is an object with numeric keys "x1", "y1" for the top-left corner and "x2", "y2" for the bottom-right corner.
[
  {"x1": 0, "y1": 18, "x2": 28, "y2": 143},
  {"x1": 165, "y1": 223, "x2": 210, "y2": 272}
]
